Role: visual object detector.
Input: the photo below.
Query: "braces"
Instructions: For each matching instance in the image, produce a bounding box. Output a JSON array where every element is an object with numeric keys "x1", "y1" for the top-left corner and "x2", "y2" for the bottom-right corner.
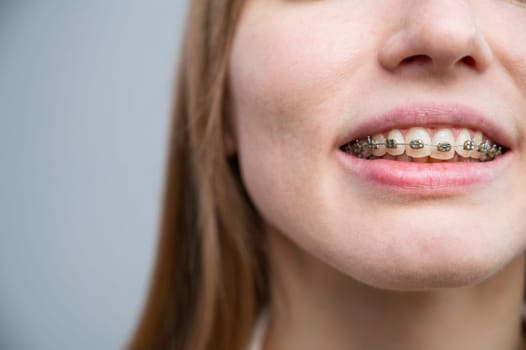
[{"x1": 343, "y1": 136, "x2": 504, "y2": 161}]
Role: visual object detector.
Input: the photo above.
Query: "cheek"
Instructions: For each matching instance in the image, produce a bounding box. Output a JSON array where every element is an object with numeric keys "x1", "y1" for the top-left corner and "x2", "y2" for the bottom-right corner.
[
  {"x1": 479, "y1": 6, "x2": 526, "y2": 93},
  {"x1": 481, "y1": 10, "x2": 526, "y2": 158},
  {"x1": 229, "y1": 5, "x2": 369, "y2": 124},
  {"x1": 228, "y1": 5, "x2": 369, "y2": 204},
  {"x1": 228, "y1": 21, "x2": 336, "y2": 245}
]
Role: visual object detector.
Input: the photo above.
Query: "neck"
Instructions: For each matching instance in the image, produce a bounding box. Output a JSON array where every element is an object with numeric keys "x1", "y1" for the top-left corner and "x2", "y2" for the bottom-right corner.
[{"x1": 263, "y1": 226, "x2": 526, "y2": 350}]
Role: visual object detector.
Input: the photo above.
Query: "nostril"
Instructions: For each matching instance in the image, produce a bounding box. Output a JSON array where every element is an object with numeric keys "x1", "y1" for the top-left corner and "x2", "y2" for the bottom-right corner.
[
  {"x1": 397, "y1": 54, "x2": 479, "y2": 71},
  {"x1": 461, "y1": 56, "x2": 476, "y2": 68},
  {"x1": 400, "y1": 54, "x2": 432, "y2": 65}
]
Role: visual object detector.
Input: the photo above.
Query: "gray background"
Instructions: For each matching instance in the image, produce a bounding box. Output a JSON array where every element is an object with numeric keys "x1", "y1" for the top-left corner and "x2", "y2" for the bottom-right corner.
[{"x1": 0, "y1": 1, "x2": 187, "y2": 349}]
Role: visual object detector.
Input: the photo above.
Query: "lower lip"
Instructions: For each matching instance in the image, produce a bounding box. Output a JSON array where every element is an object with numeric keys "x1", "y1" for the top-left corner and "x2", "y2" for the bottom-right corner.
[{"x1": 337, "y1": 151, "x2": 514, "y2": 195}]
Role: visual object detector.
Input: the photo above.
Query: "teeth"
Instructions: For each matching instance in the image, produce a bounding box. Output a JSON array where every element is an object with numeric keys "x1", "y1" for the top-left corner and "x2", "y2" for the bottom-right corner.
[
  {"x1": 405, "y1": 127, "x2": 431, "y2": 158},
  {"x1": 386, "y1": 129, "x2": 405, "y2": 156},
  {"x1": 478, "y1": 140, "x2": 491, "y2": 161},
  {"x1": 396, "y1": 154, "x2": 412, "y2": 162},
  {"x1": 431, "y1": 128, "x2": 455, "y2": 160},
  {"x1": 471, "y1": 131, "x2": 483, "y2": 160},
  {"x1": 371, "y1": 133, "x2": 387, "y2": 157},
  {"x1": 412, "y1": 156, "x2": 428, "y2": 163},
  {"x1": 455, "y1": 128, "x2": 472, "y2": 158},
  {"x1": 341, "y1": 126, "x2": 505, "y2": 162}
]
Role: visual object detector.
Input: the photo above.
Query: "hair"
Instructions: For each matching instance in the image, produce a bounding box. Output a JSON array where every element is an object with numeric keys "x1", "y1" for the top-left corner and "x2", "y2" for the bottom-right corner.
[{"x1": 126, "y1": 0, "x2": 269, "y2": 349}]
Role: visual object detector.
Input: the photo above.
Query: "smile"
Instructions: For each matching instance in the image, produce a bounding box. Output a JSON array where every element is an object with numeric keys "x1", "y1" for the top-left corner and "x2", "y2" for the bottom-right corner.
[{"x1": 336, "y1": 104, "x2": 517, "y2": 194}]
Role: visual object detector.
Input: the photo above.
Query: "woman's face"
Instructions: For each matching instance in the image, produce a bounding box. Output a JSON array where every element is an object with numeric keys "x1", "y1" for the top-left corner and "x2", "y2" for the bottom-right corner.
[{"x1": 228, "y1": 0, "x2": 526, "y2": 290}]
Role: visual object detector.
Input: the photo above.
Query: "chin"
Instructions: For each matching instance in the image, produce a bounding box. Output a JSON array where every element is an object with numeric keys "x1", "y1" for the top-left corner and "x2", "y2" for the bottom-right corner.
[
  {"x1": 299, "y1": 211, "x2": 521, "y2": 292},
  {"x1": 346, "y1": 252, "x2": 500, "y2": 292}
]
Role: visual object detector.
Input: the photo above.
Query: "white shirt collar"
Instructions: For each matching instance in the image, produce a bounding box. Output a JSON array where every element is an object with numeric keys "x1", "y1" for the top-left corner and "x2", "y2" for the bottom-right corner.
[{"x1": 246, "y1": 306, "x2": 271, "y2": 350}]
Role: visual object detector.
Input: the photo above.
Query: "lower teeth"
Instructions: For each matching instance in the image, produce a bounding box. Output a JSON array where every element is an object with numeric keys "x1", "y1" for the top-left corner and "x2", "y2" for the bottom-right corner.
[{"x1": 368, "y1": 154, "x2": 478, "y2": 162}]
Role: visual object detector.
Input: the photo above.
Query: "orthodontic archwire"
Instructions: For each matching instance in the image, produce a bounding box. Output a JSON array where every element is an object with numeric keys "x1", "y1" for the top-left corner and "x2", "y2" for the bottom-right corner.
[{"x1": 343, "y1": 136, "x2": 504, "y2": 161}]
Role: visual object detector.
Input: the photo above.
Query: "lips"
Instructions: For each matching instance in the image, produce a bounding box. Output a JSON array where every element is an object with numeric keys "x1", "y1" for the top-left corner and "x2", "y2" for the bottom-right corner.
[{"x1": 336, "y1": 103, "x2": 516, "y2": 195}]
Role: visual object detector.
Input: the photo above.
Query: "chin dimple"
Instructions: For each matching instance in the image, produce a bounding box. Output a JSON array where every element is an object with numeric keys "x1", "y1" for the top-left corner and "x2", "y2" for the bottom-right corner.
[{"x1": 340, "y1": 127, "x2": 505, "y2": 162}]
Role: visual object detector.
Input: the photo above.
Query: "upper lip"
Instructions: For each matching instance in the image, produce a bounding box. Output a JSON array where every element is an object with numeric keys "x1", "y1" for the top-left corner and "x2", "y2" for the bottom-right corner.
[{"x1": 338, "y1": 103, "x2": 517, "y2": 151}]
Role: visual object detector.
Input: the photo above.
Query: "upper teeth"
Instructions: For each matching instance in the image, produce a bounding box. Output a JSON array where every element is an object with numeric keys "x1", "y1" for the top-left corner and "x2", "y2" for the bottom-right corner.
[{"x1": 343, "y1": 127, "x2": 503, "y2": 161}]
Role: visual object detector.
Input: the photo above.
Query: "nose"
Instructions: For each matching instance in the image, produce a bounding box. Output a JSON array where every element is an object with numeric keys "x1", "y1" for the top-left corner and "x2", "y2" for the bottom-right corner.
[{"x1": 378, "y1": 1, "x2": 493, "y2": 75}]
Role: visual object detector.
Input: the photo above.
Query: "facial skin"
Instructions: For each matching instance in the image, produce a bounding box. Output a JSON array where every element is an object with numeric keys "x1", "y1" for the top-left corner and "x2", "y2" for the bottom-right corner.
[{"x1": 229, "y1": 1, "x2": 526, "y2": 349}]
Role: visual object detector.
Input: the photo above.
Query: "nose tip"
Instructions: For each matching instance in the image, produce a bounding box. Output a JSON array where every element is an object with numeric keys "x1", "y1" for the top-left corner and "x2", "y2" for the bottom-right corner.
[{"x1": 378, "y1": 4, "x2": 493, "y2": 75}]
